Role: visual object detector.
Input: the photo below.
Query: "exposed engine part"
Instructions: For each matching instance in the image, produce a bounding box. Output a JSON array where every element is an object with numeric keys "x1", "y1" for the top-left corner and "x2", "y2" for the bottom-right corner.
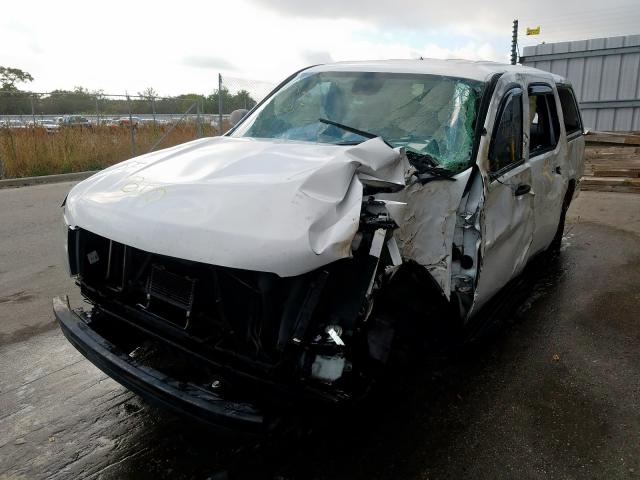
[
  {"x1": 143, "y1": 264, "x2": 197, "y2": 328},
  {"x1": 326, "y1": 326, "x2": 345, "y2": 346},
  {"x1": 369, "y1": 228, "x2": 387, "y2": 258},
  {"x1": 386, "y1": 237, "x2": 403, "y2": 267},
  {"x1": 311, "y1": 355, "x2": 346, "y2": 383}
]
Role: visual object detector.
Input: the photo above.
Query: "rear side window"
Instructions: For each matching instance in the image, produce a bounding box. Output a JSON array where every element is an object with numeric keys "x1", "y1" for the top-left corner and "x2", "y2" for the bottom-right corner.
[
  {"x1": 489, "y1": 87, "x2": 523, "y2": 174},
  {"x1": 558, "y1": 86, "x2": 583, "y2": 136},
  {"x1": 528, "y1": 85, "x2": 560, "y2": 157}
]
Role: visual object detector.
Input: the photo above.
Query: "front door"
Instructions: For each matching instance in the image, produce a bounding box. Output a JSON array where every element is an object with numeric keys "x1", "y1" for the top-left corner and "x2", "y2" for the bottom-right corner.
[{"x1": 474, "y1": 85, "x2": 536, "y2": 310}]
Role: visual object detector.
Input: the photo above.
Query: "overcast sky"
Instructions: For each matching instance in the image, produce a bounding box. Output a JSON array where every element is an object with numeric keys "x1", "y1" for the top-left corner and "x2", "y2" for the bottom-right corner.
[{"x1": 2, "y1": 0, "x2": 639, "y2": 97}]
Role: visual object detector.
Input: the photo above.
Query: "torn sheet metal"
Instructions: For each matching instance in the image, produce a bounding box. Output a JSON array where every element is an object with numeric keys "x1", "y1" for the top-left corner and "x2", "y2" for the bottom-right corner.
[
  {"x1": 64, "y1": 136, "x2": 407, "y2": 277},
  {"x1": 450, "y1": 171, "x2": 483, "y2": 318},
  {"x1": 380, "y1": 168, "x2": 473, "y2": 298}
]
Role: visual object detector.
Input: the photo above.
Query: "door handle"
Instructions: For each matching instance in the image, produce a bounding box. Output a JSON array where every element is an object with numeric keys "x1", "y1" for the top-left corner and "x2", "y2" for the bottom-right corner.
[{"x1": 514, "y1": 184, "x2": 531, "y2": 196}]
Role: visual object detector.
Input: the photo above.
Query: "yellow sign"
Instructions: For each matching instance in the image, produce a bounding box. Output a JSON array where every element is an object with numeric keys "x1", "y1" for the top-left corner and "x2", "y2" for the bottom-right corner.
[{"x1": 526, "y1": 26, "x2": 541, "y2": 35}]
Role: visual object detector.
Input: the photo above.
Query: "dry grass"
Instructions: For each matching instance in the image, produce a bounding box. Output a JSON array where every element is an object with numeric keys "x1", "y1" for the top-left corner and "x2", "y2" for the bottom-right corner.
[{"x1": 0, "y1": 123, "x2": 224, "y2": 179}]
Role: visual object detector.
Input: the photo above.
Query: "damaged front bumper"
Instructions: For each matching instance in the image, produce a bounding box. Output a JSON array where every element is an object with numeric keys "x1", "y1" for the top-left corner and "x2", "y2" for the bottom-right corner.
[
  {"x1": 55, "y1": 137, "x2": 427, "y2": 429},
  {"x1": 53, "y1": 295, "x2": 267, "y2": 433}
]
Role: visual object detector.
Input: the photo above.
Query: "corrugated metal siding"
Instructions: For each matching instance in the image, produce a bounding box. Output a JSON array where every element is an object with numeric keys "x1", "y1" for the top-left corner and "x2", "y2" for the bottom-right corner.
[{"x1": 521, "y1": 35, "x2": 640, "y2": 131}]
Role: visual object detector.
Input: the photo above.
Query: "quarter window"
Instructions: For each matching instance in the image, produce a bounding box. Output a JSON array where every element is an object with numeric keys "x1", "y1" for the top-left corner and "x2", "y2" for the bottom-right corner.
[
  {"x1": 489, "y1": 88, "x2": 523, "y2": 174},
  {"x1": 528, "y1": 85, "x2": 560, "y2": 156},
  {"x1": 558, "y1": 86, "x2": 583, "y2": 136}
]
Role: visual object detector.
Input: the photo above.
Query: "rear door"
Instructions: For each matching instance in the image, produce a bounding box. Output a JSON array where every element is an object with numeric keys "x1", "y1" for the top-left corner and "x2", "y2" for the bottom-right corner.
[
  {"x1": 557, "y1": 85, "x2": 585, "y2": 182},
  {"x1": 526, "y1": 83, "x2": 567, "y2": 255},
  {"x1": 474, "y1": 84, "x2": 536, "y2": 308}
]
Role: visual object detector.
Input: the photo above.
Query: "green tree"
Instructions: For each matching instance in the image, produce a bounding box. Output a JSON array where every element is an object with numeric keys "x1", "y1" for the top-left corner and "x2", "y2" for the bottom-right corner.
[
  {"x1": 0, "y1": 66, "x2": 34, "y2": 91},
  {"x1": 234, "y1": 89, "x2": 255, "y2": 110},
  {"x1": 138, "y1": 87, "x2": 159, "y2": 101}
]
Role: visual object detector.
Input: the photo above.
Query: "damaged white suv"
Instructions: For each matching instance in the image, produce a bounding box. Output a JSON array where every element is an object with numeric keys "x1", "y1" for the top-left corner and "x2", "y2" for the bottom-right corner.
[{"x1": 55, "y1": 59, "x2": 584, "y2": 432}]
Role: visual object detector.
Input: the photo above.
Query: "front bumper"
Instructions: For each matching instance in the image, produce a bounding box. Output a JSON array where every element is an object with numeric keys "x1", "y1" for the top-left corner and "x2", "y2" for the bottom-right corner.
[{"x1": 53, "y1": 296, "x2": 266, "y2": 433}]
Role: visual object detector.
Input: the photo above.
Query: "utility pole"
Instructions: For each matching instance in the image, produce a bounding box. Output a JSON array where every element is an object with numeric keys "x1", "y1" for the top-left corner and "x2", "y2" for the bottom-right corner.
[
  {"x1": 30, "y1": 95, "x2": 36, "y2": 126},
  {"x1": 126, "y1": 92, "x2": 136, "y2": 157},
  {"x1": 511, "y1": 19, "x2": 519, "y2": 65},
  {"x1": 196, "y1": 100, "x2": 203, "y2": 138},
  {"x1": 218, "y1": 73, "x2": 223, "y2": 134}
]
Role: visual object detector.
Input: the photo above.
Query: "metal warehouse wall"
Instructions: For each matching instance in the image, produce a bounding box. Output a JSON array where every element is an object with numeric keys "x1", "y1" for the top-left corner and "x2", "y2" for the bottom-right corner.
[{"x1": 520, "y1": 35, "x2": 640, "y2": 132}]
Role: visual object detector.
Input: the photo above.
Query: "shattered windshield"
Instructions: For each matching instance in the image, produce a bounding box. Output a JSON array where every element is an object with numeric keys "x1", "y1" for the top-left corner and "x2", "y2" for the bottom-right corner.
[{"x1": 231, "y1": 71, "x2": 483, "y2": 173}]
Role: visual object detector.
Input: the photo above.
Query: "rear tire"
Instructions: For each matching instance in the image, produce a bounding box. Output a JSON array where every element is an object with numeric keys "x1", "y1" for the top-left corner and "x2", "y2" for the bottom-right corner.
[{"x1": 548, "y1": 186, "x2": 573, "y2": 253}]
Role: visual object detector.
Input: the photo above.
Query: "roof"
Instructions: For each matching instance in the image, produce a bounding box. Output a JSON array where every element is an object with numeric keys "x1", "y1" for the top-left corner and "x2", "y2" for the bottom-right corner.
[{"x1": 305, "y1": 58, "x2": 563, "y2": 83}]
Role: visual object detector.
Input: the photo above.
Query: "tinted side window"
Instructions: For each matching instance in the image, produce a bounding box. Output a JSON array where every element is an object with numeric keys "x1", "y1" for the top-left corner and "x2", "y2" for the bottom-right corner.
[
  {"x1": 558, "y1": 86, "x2": 582, "y2": 136},
  {"x1": 489, "y1": 88, "x2": 523, "y2": 174},
  {"x1": 528, "y1": 86, "x2": 560, "y2": 156}
]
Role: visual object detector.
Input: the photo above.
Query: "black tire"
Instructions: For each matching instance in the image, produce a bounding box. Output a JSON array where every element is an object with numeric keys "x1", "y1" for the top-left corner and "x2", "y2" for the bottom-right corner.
[{"x1": 548, "y1": 187, "x2": 572, "y2": 253}]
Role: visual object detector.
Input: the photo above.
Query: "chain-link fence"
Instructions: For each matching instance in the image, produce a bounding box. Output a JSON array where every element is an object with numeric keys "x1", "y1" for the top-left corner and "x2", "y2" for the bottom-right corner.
[
  {"x1": 213, "y1": 75, "x2": 276, "y2": 131},
  {"x1": 0, "y1": 75, "x2": 276, "y2": 179}
]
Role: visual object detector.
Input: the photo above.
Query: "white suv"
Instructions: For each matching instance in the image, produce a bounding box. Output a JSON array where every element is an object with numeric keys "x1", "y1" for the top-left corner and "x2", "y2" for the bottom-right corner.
[{"x1": 55, "y1": 59, "x2": 584, "y2": 432}]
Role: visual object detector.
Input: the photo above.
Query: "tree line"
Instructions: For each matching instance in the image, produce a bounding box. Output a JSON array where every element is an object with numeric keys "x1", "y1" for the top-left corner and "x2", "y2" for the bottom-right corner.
[{"x1": 0, "y1": 67, "x2": 258, "y2": 116}]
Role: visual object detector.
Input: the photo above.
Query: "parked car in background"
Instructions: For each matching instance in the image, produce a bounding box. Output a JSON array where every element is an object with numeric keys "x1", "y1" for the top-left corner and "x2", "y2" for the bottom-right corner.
[
  {"x1": 117, "y1": 116, "x2": 140, "y2": 128},
  {"x1": 97, "y1": 118, "x2": 119, "y2": 130},
  {"x1": 56, "y1": 59, "x2": 585, "y2": 433},
  {"x1": 58, "y1": 115, "x2": 92, "y2": 129},
  {"x1": 137, "y1": 118, "x2": 168, "y2": 128},
  {"x1": 1, "y1": 119, "x2": 26, "y2": 129},
  {"x1": 36, "y1": 119, "x2": 60, "y2": 133}
]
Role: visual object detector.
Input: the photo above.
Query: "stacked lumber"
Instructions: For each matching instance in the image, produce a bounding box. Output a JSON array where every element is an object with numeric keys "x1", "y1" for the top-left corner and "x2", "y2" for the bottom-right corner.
[{"x1": 581, "y1": 131, "x2": 640, "y2": 193}]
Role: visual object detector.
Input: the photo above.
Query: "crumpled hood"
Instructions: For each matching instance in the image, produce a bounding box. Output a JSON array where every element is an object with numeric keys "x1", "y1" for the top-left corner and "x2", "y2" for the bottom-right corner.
[{"x1": 65, "y1": 136, "x2": 407, "y2": 277}]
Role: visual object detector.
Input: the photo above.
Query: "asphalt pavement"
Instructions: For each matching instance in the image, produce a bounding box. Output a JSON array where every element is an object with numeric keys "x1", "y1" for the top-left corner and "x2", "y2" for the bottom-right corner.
[
  {"x1": 0, "y1": 182, "x2": 82, "y2": 343},
  {"x1": 1, "y1": 183, "x2": 639, "y2": 479}
]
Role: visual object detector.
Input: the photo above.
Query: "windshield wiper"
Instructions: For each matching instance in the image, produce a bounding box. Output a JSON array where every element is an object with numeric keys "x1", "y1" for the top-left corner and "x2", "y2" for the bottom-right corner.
[
  {"x1": 404, "y1": 150, "x2": 455, "y2": 182},
  {"x1": 319, "y1": 118, "x2": 454, "y2": 182},
  {"x1": 318, "y1": 118, "x2": 392, "y2": 147},
  {"x1": 403, "y1": 151, "x2": 454, "y2": 182},
  {"x1": 415, "y1": 167, "x2": 456, "y2": 183},
  {"x1": 405, "y1": 149, "x2": 438, "y2": 170}
]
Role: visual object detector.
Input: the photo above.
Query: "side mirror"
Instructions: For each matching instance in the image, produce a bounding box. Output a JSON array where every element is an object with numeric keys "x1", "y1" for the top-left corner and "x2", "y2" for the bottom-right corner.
[{"x1": 230, "y1": 109, "x2": 248, "y2": 126}]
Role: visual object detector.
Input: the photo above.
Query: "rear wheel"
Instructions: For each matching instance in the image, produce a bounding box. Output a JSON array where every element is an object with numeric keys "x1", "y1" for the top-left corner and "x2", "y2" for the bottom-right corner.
[{"x1": 548, "y1": 184, "x2": 574, "y2": 253}]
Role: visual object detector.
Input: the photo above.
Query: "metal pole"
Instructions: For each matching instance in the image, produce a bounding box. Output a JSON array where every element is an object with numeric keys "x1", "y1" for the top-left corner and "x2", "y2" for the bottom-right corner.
[
  {"x1": 152, "y1": 96, "x2": 156, "y2": 126},
  {"x1": 196, "y1": 100, "x2": 203, "y2": 138},
  {"x1": 95, "y1": 96, "x2": 100, "y2": 126},
  {"x1": 218, "y1": 73, "x2": 223, "y2": 134},
  {"x1": 126, "y1": 93, "x2": 136, "y2": 156},
  {"x1": 511, "y1": 19, "x2": 519, "y2": 65},
  {"x1": 30, "y1": 95, "x2": 36, "y2": 126}
]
